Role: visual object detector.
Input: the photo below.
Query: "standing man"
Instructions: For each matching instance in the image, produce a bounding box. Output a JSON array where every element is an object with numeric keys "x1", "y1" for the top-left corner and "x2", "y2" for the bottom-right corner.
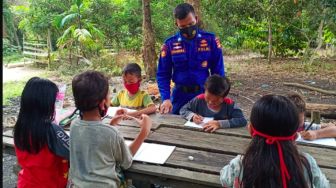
[{"x1": 157, "y1": 3, "x2": 225, "y2": 114}]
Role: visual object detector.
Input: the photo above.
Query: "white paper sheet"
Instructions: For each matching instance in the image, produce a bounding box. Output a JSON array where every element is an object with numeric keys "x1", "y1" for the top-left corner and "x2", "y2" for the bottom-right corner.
[
  {"x1": 296, "y1": 134, "x2": 336, "y2": 147},
  {"x1": 125, "y1": 140, "x2": 175, "y2": 164},
  {"x1": 184, "y1": 117, "x2": 214, "y2": 128},
  {"x1": 106, "y1": 107, "x2": 136, "y2": 117}
]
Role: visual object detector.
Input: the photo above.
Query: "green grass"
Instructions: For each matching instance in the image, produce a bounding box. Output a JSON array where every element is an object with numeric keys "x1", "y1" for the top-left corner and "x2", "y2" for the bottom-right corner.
[
  {"x1": 3, "y1": 53, "x2": 25, "y2": 65},
  {"x1": 2, "y1": 69, "x2": 53, "y2": 106},
  {"x1": 3, "y1": 81, "x2": 26, "y2": 106}
]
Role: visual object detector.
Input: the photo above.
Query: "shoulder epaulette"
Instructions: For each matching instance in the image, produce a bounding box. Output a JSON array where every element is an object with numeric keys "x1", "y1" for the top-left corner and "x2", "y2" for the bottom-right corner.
[
  {"x1": 164, "y1": 33, "x2": 179, "y2": 43},
  {"x1": 198, "y1": 30, "x2": 216, "y2": 38},
  {"x1": 196, "y1": 94, "x2": 205, "y2": 99},
  {"x1": 223, "y1": 97, "x2": 234, "y2": 105}
]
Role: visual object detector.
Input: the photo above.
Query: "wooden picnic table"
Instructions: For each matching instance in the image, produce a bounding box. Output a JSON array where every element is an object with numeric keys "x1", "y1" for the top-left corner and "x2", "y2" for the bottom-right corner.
[{"x1": 3, "y1": 113, "x2": 336, "y2": 187}]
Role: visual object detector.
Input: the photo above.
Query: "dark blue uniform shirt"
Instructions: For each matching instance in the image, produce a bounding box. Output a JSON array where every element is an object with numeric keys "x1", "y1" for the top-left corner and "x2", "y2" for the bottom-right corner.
[{"x1": 157, "y1": 29, "x2": 225, "y2": 114}]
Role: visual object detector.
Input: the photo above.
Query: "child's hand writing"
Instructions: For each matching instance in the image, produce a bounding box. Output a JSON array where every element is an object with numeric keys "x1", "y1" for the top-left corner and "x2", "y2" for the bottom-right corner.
[
  {"x1": 192, "y1": 114, "x2": 204, "y2": 124},
  {"x1": 203, "y1": 120, "x2": 220, "y2": 133},
  {"x1": 300, "y1": 130, "x2": 317, "y2": 140}
]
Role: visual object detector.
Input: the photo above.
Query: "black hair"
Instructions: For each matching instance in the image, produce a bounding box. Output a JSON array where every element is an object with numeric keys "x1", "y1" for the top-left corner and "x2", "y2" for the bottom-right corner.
[
  {"x1": 204, "y1": 75, "x2": 231, "y2": 97},
  {"x1": 14, "y1": 77, "x2": 58, "y2": 153},
  {"x1": 174, "y1": 3, "x2": 195, "y2": 20},
  {"x1": 241, "y1": 95, "x2": 313, "y2": 188},
  {"x1": 72, "y1": 71, "x2": 109, "y2": 112},
  {"x1": 122, "y1": 63, "x2": 141, "y2": 78}
]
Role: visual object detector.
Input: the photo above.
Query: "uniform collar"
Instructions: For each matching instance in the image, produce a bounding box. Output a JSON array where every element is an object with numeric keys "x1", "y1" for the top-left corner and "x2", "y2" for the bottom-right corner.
[{"x1": 177, "y1": 29, "x2": 202, "y2": 42}]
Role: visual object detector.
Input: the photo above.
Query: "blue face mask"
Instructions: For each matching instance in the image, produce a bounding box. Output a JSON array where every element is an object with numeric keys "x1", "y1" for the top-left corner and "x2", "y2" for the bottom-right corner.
[{"x1": 180, "y1": 24, "x2": 197, "y2": 39}]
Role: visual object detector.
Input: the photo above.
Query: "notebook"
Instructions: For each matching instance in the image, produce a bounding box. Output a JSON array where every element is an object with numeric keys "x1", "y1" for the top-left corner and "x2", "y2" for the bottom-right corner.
[
  {"x1": 296, "y1": 134, "x2": 336, "y2": 147},
  {"x1": 106, "y1": 107, "x2": 136, "y2": 117},
  {"x1": 125, "y1": 140, "x2": 175, "y2": 164},
  {"x1": 184, "y1": 117, "x2": 214, "y2": 129}
]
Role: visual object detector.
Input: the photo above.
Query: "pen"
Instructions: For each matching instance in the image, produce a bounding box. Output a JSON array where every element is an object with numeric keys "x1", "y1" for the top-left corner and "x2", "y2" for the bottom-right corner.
[{"x1": 304, "y1": 120, "x2": 315, "y2": 131}]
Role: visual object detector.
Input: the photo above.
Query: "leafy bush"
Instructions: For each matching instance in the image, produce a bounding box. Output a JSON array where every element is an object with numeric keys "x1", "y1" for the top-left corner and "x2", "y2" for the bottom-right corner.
[
  {"x1": 90, "y1": 52, "x2": 140, "y2": 76},
  {"x1": 3, "y1": 38, "x2": 20, "y2": 56}
]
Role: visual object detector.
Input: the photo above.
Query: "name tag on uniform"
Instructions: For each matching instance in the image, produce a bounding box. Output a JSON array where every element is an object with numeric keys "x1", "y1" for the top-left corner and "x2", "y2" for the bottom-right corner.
[
  {"x1": 171, "y1": 42, "x2": 185, "y2": 55},
  {"x1": 198, "y1": 47, "x2": 210, "y2": 52},
  {"x1": 172, "y1": 48, "x2": 185, "y2": 54},
  {"x1": 198, "y1": 39, "x2": 210, "y2": 52}
]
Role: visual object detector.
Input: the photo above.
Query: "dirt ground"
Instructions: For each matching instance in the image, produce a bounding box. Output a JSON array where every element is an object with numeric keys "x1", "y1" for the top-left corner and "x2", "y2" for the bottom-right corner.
[
  {"x1": 2, "y1": 56, "x2": 336, "y2": 187},
  {"x1": 223, "y1": 56, "x2": 336, "y2": 118},
  {"x1": 147, "y1": 56, "x2": 336, "y2": 119},
  {"x1": 3, "y1": 65, "x2": 45, "y2": 83}
]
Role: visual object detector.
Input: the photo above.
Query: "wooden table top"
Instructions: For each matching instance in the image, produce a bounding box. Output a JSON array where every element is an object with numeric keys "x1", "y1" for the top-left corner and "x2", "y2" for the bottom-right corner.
[{"x1": 3, "y1": 113, "x2": 336, "y2": 187}]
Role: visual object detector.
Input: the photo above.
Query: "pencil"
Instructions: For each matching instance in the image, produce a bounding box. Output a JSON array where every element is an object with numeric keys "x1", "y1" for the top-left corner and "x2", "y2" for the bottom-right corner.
[{"x1": 304, "y1": 120, "x2": 315, "y2": 131}]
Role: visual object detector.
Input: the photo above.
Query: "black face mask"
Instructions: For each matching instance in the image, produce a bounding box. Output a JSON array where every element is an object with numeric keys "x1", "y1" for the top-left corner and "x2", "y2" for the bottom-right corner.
[
  {"x1": 98, "y1": 104, "x2": 108, "y2": 118},
  {"x1": 180, "y1": 24, "x2": 198, "y2": 39}
]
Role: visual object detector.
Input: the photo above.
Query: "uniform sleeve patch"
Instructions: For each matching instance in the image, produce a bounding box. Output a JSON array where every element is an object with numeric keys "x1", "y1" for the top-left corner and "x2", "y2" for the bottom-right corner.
[
  {"x1": 215, "y1": 37, "x2": 222, "y2": 48},
  {"x1": 161, "y1": 44, "x2": 167, "y2": 58}
]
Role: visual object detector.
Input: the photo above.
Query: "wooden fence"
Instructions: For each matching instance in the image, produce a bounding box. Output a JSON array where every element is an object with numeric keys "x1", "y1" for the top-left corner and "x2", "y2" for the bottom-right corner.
[{"x1": 23, "y1": 40, "x2": 50, "y2": 66}]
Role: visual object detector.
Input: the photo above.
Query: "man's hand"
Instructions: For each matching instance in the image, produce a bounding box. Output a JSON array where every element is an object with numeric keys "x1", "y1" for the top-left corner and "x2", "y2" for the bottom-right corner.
[
  {"x1": 192, "y1": 114, "x2": 204, "y2": 124},
  {"x1": 160, "y1": 99, "x2": 173, "y2": 114},
  {"x1": 203, "y1": 120, "x2": 220, "y2": 133},
  {"x1": 300, "y1": 130, "x2": 318, "y2": 140}
]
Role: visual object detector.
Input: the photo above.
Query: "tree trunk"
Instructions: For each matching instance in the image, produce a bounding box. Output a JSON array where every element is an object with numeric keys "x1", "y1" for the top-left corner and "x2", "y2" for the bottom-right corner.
[
  {"x1": 47, "y1": 29, "x2": 51, "y2": 69},
  {"x1": 267, "y1": 12, "x2": 272, "y2": 64},
  {"x1": 186, "y1": 0, "x2": 204, "y2": 29},
  {"x1": 142, "y1": 0, "x2": 157, "y2": 79},
  {"x1": 12, "y1": 20, "x2": 21, "y2": 49},
  {"x1": 316, "y1": 9, "x2": 326, "y2": 50},
  {"x1": 47, "y1": 28, "x2": 53, "y2": 51},
  {"x1": 3, "y1": 15, "x2": 8, "y2": 38}
]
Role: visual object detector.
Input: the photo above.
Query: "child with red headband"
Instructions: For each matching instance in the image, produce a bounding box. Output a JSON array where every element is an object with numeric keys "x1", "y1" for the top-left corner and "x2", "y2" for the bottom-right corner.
[
  {"x1": 111, "y1": 63, "x2": 156, "y2": 117},
  {"x1": 220, "y1": 95, "x2": 329, "y2": 188},
  {"x1": 180, "y1": 75, "x2": 247, "y2": 132}
]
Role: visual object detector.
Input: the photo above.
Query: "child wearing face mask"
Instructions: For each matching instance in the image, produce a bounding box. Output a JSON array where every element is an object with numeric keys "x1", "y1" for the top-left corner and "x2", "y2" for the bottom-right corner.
[
  {"x1": 69, "y1": 70, "x2": 152, "y2": 187},
  {"x1": 180, "y1": 75, "x2": 247, "y2": 132},
  {"x1": 111, "y1": 63, "x2": 156, "y2": 117}
]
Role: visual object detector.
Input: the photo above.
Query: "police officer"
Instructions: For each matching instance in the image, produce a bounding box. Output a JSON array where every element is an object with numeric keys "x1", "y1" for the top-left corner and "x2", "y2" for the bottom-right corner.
[{"x1": 157, "y1": 3, "x2": 225, "y2": 114}]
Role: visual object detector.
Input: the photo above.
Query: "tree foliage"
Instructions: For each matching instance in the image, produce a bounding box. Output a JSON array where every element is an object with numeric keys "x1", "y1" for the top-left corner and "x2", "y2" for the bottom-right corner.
[{"x1": 4, "y1": 0, "x2": 336, "y2": 59}]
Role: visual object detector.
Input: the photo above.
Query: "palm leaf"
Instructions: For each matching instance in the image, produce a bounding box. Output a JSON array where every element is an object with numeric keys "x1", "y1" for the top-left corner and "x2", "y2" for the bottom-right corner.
[
  {"x1": 76, "y1": 0, "x2": 83, "y2": 8},
  {"x1": 57, "y1": 25, "x2": 76, "y2": 46},
  {"x1": 60, "y1": 13, "x2": 79, "y2": 28},
  {"x1": 84, "y1": 22, "x2": 105, "y2": 39},
  {"x1": 74, "y1": 28, "x2": 92, "y2": 43}
]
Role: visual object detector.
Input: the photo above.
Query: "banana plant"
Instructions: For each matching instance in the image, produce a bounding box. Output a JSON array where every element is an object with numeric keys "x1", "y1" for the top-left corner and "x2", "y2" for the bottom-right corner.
[{"x1": 56, "y1": 0, "x2": 104, "y2": 58}]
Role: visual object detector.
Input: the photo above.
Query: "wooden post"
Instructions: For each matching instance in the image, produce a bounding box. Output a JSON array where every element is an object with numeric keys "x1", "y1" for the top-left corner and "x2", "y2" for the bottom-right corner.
[
  {"x1": 311, "y1": 111, "x2": 321, "y2": 124},
  {"x1": 23, "y1": 35, "x2": 25, "y2": 65},
  {"x1": 47, "y1": 29, "x2": 51, "y2": 69}
]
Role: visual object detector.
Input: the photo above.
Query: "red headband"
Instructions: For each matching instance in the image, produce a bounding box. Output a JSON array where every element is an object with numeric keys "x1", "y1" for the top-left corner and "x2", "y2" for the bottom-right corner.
[{"x1": 250, "y1": 125, "x2": 296, "y2": 188}]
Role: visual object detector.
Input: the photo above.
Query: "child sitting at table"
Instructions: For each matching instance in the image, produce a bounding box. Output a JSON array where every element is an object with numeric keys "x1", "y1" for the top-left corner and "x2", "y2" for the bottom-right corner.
[
  {"x1": 220, "y1": 95, "x2": 329, "y2": 188},
  {"x1": 180, "y1": 75, "x2": 247, "y2": 132},
  {"x1": 111, "y1": 63, "x2": 156, "y2": 117},
  {"x1": 14, "y1": 77, "x2": 69, "y2": 188},
  {"x1": 287, "y1": 93, "x2": 336, "y2": 140},
  {"x1": 287, "y1": 93, "x2": 327, "y2": 132},
  {"x1": 69, "y1": 70, "x2": 152, "y2": 187}
]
